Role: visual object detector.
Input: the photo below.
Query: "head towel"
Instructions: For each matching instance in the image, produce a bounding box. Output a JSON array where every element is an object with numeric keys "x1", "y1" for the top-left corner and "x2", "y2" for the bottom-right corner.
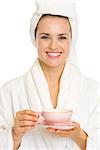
[{"x1": 30, "y1": 0, "x2": 78, "y2": 65}]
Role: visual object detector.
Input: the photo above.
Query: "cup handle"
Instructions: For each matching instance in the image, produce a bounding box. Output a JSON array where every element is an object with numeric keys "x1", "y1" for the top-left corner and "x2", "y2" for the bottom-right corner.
[{"x1": 38, "y1": 112, "x2": 45, "y2": 124}]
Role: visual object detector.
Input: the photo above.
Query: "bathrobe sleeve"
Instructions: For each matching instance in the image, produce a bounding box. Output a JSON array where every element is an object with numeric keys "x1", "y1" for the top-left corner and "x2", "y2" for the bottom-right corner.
[
  {"x1": 0, "y1": 84, "x2": 22, "y2": 150},
  {"x1": 0, "y1": 85, "x2": 14, "y2": 149},
  {"x1": 86, "y1": 86, "x2": 100, "y2": 150}
]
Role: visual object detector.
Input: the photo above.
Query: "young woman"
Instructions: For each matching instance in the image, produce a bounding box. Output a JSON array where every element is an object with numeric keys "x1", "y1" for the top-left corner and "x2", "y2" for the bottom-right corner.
[{"x1": 0, "y1": 0, "x2": 100, "y2": 149}]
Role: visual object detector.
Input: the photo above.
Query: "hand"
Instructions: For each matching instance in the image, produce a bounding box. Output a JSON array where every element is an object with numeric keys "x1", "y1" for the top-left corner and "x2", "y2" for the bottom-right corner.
[
  {"x1": 47, "y1": 122, "x2": 87, "y2": 150},
  {"x1": 12, "y1": 109, "x2": 39, "y2": 138},
  {"x1": 47, "y1": 122, "x2": 81, "y2": 137}
]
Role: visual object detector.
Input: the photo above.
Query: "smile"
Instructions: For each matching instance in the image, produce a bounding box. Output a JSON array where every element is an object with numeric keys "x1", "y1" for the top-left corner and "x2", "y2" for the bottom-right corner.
[{"x1": 46, "y1": 52, "x2": 62, "y2": 59}]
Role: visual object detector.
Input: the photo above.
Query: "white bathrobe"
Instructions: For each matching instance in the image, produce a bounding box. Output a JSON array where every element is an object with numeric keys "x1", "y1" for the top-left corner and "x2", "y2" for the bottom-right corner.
[{"x1": 0, "y1": 58, "x2": 100, "y2": 150}]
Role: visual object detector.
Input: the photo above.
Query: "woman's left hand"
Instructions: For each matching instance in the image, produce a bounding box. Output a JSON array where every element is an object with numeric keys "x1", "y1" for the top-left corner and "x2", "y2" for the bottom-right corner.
[
  {"x1": 47, "y1": 122, "x2": 81, "y2": 137},
  {"x1": 47, "y1": 122, "x2": 87, "y2": 150}
]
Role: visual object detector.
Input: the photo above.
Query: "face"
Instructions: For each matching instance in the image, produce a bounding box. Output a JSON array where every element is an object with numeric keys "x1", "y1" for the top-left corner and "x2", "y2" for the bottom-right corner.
[{"x1": 35, "y1": 15, "x2": 71, "y2": 68}]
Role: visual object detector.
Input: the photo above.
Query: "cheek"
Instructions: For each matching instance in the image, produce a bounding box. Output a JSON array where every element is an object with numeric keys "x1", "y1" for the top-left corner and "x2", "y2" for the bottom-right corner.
[
  {"x1": 37, "y1": 40, "x2": 49, "y2": 53},
  {"x1": 62, "y1": 41, "x2": 70, "y2": 53},
  {"x1": 37, "y1": 47, "x2": 45, "y2": 57},
  {"x1": 36, "y1": 38, "x2": 43, "y2": 48}
]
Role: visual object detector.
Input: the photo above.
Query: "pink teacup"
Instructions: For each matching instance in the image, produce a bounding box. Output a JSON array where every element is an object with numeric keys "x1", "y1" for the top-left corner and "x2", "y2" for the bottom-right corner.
[{"x1": 40, "y1": 109, "x2": 73, "y2": 124}]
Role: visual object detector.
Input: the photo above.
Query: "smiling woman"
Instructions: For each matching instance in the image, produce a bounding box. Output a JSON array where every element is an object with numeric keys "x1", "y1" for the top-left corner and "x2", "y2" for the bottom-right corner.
[{"x1": 0, "y1": 0, "x2": 100, "y2": 150}]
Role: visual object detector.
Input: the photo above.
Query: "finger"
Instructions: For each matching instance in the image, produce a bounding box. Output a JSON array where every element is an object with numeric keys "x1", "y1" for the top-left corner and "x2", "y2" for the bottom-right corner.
[
  {"x1": 17, "y1": 114, "x2": 39, "y2": 122},
  {"x1": 16, "y1": 110, "x2": 39, "y2": 118},
  {"x1": 47, "y1": 128, "x2": 56, "y2": 132},
  {"x1": 19, "y1": 126, "x2": 37, "y2": 132},
  {"x1": 19, "y1": 120, "x2": 38, "y2": 127},
  {"x1": 15, "y1": 110, "x2": 39, "y2": 125},
  {"x1": 55, "y1": 129, "x2": 73, "y2": 137},
  {"x1": 47, "y1": 128, "x2": 73, "y2": 135},
  {"x1": 71, "y1": 122, "x2": 80, "y2": 128},
  {"x1": 23, "y1": 110, "x2": 39, "y2": 116}
]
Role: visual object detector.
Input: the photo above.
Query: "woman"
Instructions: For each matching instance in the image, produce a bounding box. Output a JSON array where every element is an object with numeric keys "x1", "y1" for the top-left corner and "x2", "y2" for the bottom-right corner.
[{"x1": 0, "y1": 0, "x2": 100, "y2": 149}]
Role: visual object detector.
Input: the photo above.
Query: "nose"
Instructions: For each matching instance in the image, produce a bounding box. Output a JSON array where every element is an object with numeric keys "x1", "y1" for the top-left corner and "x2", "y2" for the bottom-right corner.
[{"x1": 49, "y1": 38, "x2": 59, "y2": 50}]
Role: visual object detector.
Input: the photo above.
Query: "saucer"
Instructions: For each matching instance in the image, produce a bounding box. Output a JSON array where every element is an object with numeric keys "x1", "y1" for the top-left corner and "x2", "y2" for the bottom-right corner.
[
  {"x1": 39, "y1": 124, "x2": 75, "y2": 130},
  {"x1": 38, "y1": 120, "x2": 75, "y2": 130}
]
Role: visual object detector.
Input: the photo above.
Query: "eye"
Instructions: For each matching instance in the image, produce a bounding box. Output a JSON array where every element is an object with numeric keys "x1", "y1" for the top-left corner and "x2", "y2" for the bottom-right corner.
[
  {"x1": 58, "y1": 36, "x2": 67, "y2": 40},
  {"x1": 41, "y1": 36, "x2": 49, "y2": 39}
]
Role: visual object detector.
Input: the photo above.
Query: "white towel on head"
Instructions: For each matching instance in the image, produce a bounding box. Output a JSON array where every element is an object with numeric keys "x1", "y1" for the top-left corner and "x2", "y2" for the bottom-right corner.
[{"x1": 30, "y1": 0, "x2": 78, "y2": 66}]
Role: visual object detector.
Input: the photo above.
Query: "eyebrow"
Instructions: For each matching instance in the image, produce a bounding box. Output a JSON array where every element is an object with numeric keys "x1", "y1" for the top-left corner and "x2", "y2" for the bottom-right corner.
[{"x1": 39, "y1": 33, "x2": 69, "y2": 36}]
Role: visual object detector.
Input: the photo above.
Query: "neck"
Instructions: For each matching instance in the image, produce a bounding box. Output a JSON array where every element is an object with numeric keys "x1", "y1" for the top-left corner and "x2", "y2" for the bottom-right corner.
[{"x1": 39, "y1": 60, "x2": 65, "y2": 86}]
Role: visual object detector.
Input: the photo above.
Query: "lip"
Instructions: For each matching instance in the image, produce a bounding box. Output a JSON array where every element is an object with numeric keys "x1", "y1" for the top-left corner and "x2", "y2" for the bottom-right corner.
[{"x1": 46, "y1": 51, "x2": 62, "y2": 53}]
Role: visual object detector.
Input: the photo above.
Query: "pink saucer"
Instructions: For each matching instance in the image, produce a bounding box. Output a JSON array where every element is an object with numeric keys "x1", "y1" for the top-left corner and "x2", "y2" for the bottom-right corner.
[{"x1": 38, "y1": 120, "x2": 75, "y2": 130}]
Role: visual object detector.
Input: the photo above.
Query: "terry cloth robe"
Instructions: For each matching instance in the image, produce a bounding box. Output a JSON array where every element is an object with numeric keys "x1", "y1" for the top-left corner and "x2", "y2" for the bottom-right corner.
[{"x1": 0, "y1": 58, "x2": 100, "y2": 150}]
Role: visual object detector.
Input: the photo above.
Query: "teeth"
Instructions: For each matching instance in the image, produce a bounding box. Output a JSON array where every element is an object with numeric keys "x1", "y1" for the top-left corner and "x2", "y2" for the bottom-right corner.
[{"x1": 47, "y1": 52, "x2": 61, "y2": 56}]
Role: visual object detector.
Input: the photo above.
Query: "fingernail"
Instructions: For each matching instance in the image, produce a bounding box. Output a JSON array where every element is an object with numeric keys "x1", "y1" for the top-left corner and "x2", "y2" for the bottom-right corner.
[
  {"x1": 48, "y1": 129, "x2": 52, "y2": 132},
  {"x1": 36, "y1": 115, "x2": 39, "y2": 118}
]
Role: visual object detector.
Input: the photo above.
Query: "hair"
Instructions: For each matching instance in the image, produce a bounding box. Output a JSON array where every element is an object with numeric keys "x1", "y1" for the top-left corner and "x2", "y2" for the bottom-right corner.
[{"x1": 34, "y1": 14, "x2": 72, "y2": 39}]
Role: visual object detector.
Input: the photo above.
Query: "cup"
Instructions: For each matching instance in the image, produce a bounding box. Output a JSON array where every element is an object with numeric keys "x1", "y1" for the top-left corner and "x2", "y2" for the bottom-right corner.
[{"x1": 40, "y1": 109, "x2": 73, "y2": 124}]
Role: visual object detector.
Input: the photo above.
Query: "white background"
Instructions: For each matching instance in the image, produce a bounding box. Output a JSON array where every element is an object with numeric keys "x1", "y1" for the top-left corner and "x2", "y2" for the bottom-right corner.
[{"x1": 0, "y1": 0, "x2": 100, "y2": 87}]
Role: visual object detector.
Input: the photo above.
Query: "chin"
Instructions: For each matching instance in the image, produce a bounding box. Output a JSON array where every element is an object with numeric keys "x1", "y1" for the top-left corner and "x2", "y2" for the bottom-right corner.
[
  {"x1": 44, "y1": 60, "x2": 65, "y2": 68},
  {"x1": 39, "y1": 57, "x2": 66, "y2": 68}
]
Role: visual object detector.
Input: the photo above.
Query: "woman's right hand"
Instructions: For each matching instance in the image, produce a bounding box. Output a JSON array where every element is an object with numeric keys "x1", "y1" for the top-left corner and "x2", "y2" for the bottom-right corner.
[{"x1": 13, "y1": 109, "x2": 39, "y2": 138}]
